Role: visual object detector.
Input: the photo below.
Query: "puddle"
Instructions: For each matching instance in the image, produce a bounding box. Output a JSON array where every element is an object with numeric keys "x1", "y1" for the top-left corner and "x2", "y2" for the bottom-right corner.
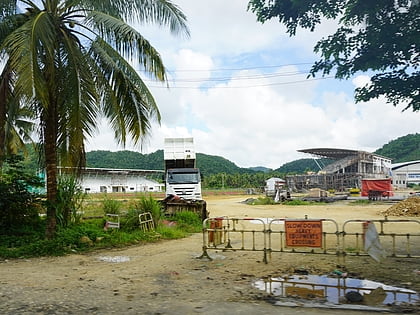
[
  {"x1": 254, "y1": 274, "x2": 419, "y2": 306},
  {"x1": 97, "y1": 256, "x2": 130, "y2": 263}
]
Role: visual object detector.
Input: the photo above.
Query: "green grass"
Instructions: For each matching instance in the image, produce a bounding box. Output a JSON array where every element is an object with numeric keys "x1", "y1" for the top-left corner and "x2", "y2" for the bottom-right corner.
[
  {"x1": 249, "y1": 197, "x2": 277, "y2": 205},
  {"x1": 0, "y1": 211, "x2": 203, "y2": 259},
  {"x1": 283, "y1": 199, "x2": 316, "y2": 205}
]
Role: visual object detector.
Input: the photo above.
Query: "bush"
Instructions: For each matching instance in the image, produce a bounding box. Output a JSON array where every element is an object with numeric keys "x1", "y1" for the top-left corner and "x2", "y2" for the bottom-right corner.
[
  {"x1": 250, "y1": 197, "x2": 277, "y2": 205},
  {"x1": 102, "y1": 198, "x2": 122, "y2": 215},
  {"x1": 173, "y1": 211, "x2": 202, "y2": 229},
  {"x1": 130, "y1": 195, "x2": 163, "y2": 227},
  {"x1": 0, "y1": 155, "x2": 44, "y2": 230},
  {"x1": 56, "y1": 175, "x2": 85, "y2": 226},
  {"x1": 142, "y1": 195, "x2": 163, "y2": 225},
  {"x1": 120, "y1": 208, "x2": 143, "y2": 231}
]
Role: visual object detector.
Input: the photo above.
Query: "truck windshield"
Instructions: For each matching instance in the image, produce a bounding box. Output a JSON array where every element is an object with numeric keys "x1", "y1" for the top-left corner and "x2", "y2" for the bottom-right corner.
[{"x1": 167, "y1": 172, "x2": 200, "y2": 184}]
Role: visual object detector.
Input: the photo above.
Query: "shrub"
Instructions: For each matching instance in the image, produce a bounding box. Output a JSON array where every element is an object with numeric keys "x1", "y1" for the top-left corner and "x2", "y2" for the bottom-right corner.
[
  {"x1": 131, "y1": 195, "x2": 163, "y2": 227},
  {"x1": 120, "y1": 208, "x2": 143, "y2": 231},
  {"x1": 0, "y1": 155, "x2": 44, "y2": 231},
  {"x1": 172, "y1": 211, "x2": 202, "y2": 233},
  {"x1": 250, "y1": 197, "x2": 277, "y2": 205},
  {"x1": 173, "y1": 211, "x2": 202, "y2": 226},
  {"x1": 102, "y1": 198, "x2": 122, "y2": 215},
  {"x1": 56, "y1": 175, "x2": 85, "y2": 226}
]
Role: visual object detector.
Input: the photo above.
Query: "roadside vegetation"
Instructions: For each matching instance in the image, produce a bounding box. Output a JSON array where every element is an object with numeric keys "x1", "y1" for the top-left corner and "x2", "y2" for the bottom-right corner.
[{"x1": 0, "y1": 156, "x2": 202, "y2": 259}]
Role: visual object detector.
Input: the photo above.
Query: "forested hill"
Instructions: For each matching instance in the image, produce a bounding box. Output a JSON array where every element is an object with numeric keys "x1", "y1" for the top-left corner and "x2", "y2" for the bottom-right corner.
[
  {"x1": 374, "y1": 133, "x2": 420, "y2": 162},
  {"x1": 86, "y1": 150, "x2": 252, "y2": 176},
  {"x1": 85, "y1": 133, "x2": 419, "y2": 175},
  {"x1": 86, "y1": 150, "x2": 163, "y2": 170}
]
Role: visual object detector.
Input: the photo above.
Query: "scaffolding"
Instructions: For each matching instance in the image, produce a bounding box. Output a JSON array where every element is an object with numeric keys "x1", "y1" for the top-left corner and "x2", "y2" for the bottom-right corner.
[
  {"x1": 286, "y1": 173, "x2": 362, "y2": 192},
  {"x1": 286, "y1": 148, "x2": 392, "y2": 192}
]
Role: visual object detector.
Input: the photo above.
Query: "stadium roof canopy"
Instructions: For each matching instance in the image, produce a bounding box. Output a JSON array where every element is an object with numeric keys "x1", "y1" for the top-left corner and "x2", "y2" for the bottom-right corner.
[
  {"x1": 391, "y1": 160, "x2": 420, "y2": 170},
  {"x1": 298, "y1": 148, "x2": 361, "y2": 160}
]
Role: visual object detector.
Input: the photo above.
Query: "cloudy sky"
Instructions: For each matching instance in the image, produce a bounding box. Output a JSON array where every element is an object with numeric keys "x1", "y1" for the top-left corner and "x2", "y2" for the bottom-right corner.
[{"x1": 86, "y1": 0, "x2": 420, "y2": 169}]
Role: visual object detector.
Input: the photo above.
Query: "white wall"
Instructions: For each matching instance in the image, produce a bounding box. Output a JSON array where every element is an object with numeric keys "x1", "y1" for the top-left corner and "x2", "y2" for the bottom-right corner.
[{"x1": 80, "y1": 174, "x2": 163, "y2": 193}]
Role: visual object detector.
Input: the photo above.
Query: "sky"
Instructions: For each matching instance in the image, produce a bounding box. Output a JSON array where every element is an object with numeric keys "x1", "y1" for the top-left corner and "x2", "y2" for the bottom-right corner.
[{"x1": 85, "y1": 0, "x2": 420, "y2": 170}]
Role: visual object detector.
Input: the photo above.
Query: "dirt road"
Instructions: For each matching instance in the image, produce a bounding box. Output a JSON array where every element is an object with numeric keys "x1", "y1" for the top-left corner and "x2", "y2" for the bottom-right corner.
[{"x1": 0, "y1": 195, "x2": 419, "y2": 314}]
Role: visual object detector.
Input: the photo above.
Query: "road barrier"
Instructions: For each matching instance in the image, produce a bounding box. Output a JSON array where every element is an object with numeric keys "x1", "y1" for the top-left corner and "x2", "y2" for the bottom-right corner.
[
  {"x1": 342, "y1": 217, "x2": 420, "y2": 259},
  {"x1": 199, "y1": 216, "x2": 420, "y2": 264},
  {"x1": 267, "y1": 217, "x2": 340, "y2": 261}
]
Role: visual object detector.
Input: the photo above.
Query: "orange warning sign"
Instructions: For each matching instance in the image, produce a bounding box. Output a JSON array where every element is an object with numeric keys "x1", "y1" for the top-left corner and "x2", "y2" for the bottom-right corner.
[{"x1": 285, "y1": 220, "x2": 323, "y2": 247}]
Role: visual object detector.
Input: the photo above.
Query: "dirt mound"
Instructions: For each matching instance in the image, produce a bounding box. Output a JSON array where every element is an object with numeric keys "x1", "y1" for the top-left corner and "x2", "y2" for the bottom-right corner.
[{"x1": 379, "y1": 196, "x2": 420, "y2": 217}]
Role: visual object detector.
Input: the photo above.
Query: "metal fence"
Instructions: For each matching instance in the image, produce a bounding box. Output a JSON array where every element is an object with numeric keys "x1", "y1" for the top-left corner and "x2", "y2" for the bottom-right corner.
[
  {"x1": 342, "y1": 218, "x2": 420, "y2": 258},
  {"x1": 199, "y1": 216, "x2": 420, "y2": 264}
]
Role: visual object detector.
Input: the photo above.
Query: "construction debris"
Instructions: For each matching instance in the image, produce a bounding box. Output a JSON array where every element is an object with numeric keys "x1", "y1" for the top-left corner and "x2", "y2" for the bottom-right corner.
[{"x1": 379, "y1": 196, "x2": 420, "y2": 217}]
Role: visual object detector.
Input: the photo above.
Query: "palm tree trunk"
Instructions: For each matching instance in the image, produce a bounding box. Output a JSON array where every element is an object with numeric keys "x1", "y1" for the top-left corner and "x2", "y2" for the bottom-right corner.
[
  {"x1": 0, "y1": 69, "x2": 9, "y2": 166},
  {"x1": 44, "y1": 101, "x2": 58, "y2": 239}
]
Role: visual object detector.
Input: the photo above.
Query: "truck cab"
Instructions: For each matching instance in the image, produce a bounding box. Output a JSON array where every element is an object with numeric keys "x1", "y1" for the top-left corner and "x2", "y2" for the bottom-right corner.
[{"x1": 165, "y1": 168, "x2": 202, "y2": 200}]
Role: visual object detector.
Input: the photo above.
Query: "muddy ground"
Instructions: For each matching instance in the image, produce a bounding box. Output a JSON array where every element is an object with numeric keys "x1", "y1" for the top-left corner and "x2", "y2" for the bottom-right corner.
[{"x1": 0, "y1": 195, "x2": 419, "y2": 314}]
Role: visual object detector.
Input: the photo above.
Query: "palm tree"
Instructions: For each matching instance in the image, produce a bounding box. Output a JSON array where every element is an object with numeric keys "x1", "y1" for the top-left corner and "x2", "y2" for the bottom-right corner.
[
  {"x1": 0, "y1": 0, "x2": 189, "y2": 238},
  {"x1": 1, "y1": 65, "x2": 35, "y2": 156},
  {"x1": 0, "y1": 11, "x2": 35, "y2": 164}
]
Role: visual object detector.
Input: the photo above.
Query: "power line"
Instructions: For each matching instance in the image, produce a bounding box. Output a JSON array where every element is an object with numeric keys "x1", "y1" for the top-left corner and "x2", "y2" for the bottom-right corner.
[
  {"x1": 137, "y1": 62, "x2": 333, "y2": 89},
  {"x1": 144, "y1": 69, "x2": 312, "y2": 84},
  {"x1": 158, "y1": 62, "x2": 315, "y2": 72},
  {"x1": 148, "y1": 76, "x2": 335, "y2": 89}
]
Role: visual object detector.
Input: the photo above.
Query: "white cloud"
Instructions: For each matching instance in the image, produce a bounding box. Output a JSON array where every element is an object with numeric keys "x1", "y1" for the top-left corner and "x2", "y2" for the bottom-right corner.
[{"x1": 352, "y1": 75, "x2": 371, "y2": 88}]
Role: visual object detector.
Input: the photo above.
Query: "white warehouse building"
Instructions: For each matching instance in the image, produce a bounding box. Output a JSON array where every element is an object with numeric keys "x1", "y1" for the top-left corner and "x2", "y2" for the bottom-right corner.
[
  {"x1": 70, "y1": 168, "x2": 164, "y2": 193},
  {"x1": 391, "y1": 160, "x2": 420, "y2": 188}
]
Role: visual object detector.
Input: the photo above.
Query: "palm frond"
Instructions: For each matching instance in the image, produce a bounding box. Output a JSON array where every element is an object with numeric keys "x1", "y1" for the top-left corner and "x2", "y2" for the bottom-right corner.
[
  {"x1": 90, "y1": 37, "x2": 161, "y2": 146},
  {"x1": 86, "y1": 10, "x2": 167, "y2": 81},
  {"x1": 78, "y1": 0, "x2": 189, "y2": 37}
]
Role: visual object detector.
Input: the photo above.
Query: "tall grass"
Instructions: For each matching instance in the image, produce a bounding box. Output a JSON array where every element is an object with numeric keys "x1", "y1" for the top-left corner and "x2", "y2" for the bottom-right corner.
[{"x1": 102, "y1": 198, "x2": 122, "y2": 215}]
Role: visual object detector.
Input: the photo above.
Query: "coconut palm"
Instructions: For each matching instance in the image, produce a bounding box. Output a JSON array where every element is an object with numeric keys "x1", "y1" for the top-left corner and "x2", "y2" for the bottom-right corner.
[
  {"x1": 0, "y1": 0, "x2": 189, "y2": 238},
  {"x1": 0, "y1": 13, "x2": 35, "y2": 164}
]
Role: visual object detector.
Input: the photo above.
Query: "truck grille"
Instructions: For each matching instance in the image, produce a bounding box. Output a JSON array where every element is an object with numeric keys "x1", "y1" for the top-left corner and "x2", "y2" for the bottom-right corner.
[{"x1": 173, "y1": 187, "x2": 195, "y2": 196}]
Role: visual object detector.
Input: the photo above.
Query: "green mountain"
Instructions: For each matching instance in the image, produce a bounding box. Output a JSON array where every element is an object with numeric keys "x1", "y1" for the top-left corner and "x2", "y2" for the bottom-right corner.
[
  {"x1": 23, "y1": 133, "x2": 419, "y2": 176},
  {"x1": 85, "y1": 133, "x2": 420, "y2": 175},
  {"x1": 274, "y1": 158, "x2": 333, "y2": 174},
  {"x1": 196, "y1": 153, "x2": 251, "y2": 175},
  {"x1": 248, "y1": 166, "x2": 272, "y2": 173},
  {"x1": 374, "y1": 133, "x2": 420, "y2": 162},
  {"x1": 87, "y1": 150, "x2": 162, "y2": 170},
  {"x1": 85, "y1": 150, "x2": 252, "y2": 176}
]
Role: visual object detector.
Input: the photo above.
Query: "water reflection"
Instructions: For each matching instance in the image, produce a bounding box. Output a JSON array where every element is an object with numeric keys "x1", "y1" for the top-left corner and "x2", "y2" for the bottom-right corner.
[{"x1": 254, "y1": 274, "x2": 419, "y2": 305}]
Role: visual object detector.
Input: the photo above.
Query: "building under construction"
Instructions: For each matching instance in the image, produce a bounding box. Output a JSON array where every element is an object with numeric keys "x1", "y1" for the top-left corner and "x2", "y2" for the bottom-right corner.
[{"x1": 286, "y1": 148, "x2": 392, "y2": 192}]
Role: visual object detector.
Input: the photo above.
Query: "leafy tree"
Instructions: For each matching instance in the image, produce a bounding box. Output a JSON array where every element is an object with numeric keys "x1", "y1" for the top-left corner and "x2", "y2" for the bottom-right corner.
[
  {"x1": 248, "y1": 0, "x2": 420, "y2": 111},
  {"x1": 0, "y1": 1, "x2": 189, "y2": 238},
  {"x1": 0, "y1": 155, "x2": 43, "y2": 230}
]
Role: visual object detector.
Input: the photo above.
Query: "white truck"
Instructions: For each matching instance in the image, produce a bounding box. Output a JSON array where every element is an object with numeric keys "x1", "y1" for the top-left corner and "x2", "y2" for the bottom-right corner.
[
  {"x1": 164, "y1": 137, "x2": 202, "y2": 200},
  {"x1": 162, "y1": 137, "x2": 207, "y2": 219}
]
